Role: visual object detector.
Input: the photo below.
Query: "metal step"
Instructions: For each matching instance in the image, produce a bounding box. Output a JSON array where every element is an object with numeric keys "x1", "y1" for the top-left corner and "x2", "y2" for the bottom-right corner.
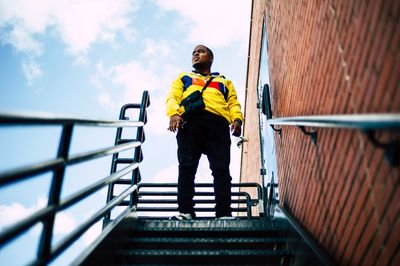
[
  {"x1": 79, "y1": 218, "x2": 308, "y2": 266},
  {"x1": 133, "y1": 218, "x2": 291, "y2": 231},
  {"x1": 113, "y1": 249, "x2": 294, "y2": 265},
  {"x1": 115, "y1": 236, "x2": 288, "y2": 250}
]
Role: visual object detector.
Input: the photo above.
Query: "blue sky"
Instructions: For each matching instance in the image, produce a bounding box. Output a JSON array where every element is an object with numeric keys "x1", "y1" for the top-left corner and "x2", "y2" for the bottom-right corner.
[{"x1": 0, "y1": 0, "x2": 251, "y2": 265}]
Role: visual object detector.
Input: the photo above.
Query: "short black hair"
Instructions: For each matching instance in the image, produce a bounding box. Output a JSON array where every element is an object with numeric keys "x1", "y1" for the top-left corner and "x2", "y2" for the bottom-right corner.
[
  {"x1": 204, "y1": 46, "x2": 213, "y2": 59},
  {"x1": 196, "y1": 44, "x2": 213, "y2": 59}
]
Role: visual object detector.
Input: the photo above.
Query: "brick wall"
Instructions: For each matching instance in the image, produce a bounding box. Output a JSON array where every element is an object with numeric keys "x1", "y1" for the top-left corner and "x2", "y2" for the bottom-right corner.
[
  {"x1": 241, "y1": 0, "x2": 399, "y2": 265},
  {"x1": 240, "y1": 0, "x2": 264, "y2": 213}
]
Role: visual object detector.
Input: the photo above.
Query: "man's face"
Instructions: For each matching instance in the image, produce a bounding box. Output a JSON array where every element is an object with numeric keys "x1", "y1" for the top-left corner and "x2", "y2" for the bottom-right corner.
[{"x1": 192, "y1": 45, "x2": 212, "y2": 68}]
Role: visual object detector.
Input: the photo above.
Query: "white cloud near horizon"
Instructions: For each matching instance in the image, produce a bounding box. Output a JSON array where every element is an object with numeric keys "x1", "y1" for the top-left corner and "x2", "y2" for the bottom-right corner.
[
  {"x1": 0, "y1": 197, "x2": 76, "y2": 235},
  {"x1": 154, "y1": 0, "x2": 251, "y2": 49}
]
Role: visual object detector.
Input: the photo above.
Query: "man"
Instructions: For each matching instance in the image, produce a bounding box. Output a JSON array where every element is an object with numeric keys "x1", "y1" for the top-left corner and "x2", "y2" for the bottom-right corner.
[{"x1": 166, "y1": 44, "x2": 243, "y2": 220}]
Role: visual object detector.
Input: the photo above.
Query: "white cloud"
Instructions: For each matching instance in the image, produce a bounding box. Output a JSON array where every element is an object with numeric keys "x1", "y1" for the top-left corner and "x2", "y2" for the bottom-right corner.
[
  {"x1": 90, "y1": 57, "x2": 181, "y2": 135},
  {"x1": 22, "y1": 59, "x2": 43, "y2": 86},
  {"x1": 153, "y1": 0, "x2": 251, "y2": 48},
  {"x1": 52, "y1": 0, "x2": 137, "y2": 56},
  {"x1": 3, "y1": 27, "x2": 43, "y2": 56},
  {"x1": 54, "y1": 211, "x2": 77, "y2": 235},
  {"x1": 0, "y1": 0, "x2": 138, "y2": 58},
  {"x1": 0, "y1": 197, "x2": 77, "y2": 235},
  {"x1": 98, "y1": 92, "x2": 112, "y2": 106},
  {"x1": 143, "y1": 39, "x2": 171, "y2": 57}
]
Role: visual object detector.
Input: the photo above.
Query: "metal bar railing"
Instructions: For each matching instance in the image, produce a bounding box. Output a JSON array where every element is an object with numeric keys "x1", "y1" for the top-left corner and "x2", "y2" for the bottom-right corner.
[
  {"x1": 105, "y1": 92, "x2": 150, "y2": 224},
  {"x1": 0, "y1": 141, "x2": 140, "y2": 187},
  {"x1": 0, "y1": 163, "x2": 140, "y2": 247},
  {"x1": 0, "y1": 158, "x2": 64, "y2": 186},
  {"x1": 265, "y1": 113, "x2": 400, "y2": 129},
  {"x1": 0, "y1": 112, "x2": 143, "y2": 127},
  {"x1": 0, "y1": 91, "x2": 150, "y2": 265},
  {"x1": 263, "y1": 112, "x2": 400, "y2": 218},
  {"x1": 138, "y1": 182, "x2": 263, "y2": 199},
  {"x1": 59, "y1": 163, "x2": 140, "y2": 211},
  {"x1": 279, "y1": 206, "x2": 336, "y2": 266},
  {"x1": 41, "y1": 184, "x2": 139, "y2": 266},
  {"x1": 38, "y1": 124, "x2": 73, "y2": 260},
  {"x1": 135, "y1": 183, "x2": 263, "y2": 218}
]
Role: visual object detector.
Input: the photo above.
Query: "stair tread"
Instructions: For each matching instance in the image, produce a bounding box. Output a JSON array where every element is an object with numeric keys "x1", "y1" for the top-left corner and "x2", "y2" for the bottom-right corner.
[
  {"x1": 119, "y1": 236, "x2": 288, "y2": 243},
  {"x1": 133, "y1": 218, "x2": 291, "y2": 231},
  {"x1": 115, "y1": 249, "x2": 294, "y2": 256}
]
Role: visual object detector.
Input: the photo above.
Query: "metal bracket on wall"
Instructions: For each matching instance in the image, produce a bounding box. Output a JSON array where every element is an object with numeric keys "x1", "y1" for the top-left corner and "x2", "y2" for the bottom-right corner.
[
  {"x1": 236, "y1": 136, "x2": 248, "y2": 148},
  {"x1": 299, "y1": 126, "x2": 318, "y2": 145},
  {"x1": 270, "y1": 125, "x2": 282, "y2": 135},
  {"x1": 365, "y1": 130, "x2": 400, "y2": 167}
]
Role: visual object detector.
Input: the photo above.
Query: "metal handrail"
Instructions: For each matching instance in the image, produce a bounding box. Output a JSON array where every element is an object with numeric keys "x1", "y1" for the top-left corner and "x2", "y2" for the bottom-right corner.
[
  {"x1": 0, "y1": 112, "x2": 143, "y2": 127},
  {"x1": 104, "y1": 97, "x2": 150, "y2": 225},
  {"x1": 279, "y1": 207, "x2": 336, "y2": 266},
  {"x1": 266, "y1": 113, "x2": 400, "y2": 129},
  {"x1": 59, "y1": 163, "x2": 140, "y2": 211},
  {"x1": 0, "y1": 141, "x2": 141, "y2": 187},
  {"x1": 0, "y1": 91, "x2": 150, "y2": 265},
  {"x1": 136, "y1": 183, "x2": 263, "y2": 218},
  {"x1": 44, "y1": 184, "x2": 139, "y2": 266},
  {"x1": 138, "y1": 182, "x2": 263, "y2": 200}
]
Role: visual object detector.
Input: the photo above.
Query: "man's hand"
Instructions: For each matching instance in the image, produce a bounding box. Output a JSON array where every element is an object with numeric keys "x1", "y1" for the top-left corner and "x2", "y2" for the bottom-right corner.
[
  {"x1": 231, "y1": 119, "x2": 242, "y2": 137},
  {"x1": 168, "y1": 114, "x2": 183, "y2": 133}
]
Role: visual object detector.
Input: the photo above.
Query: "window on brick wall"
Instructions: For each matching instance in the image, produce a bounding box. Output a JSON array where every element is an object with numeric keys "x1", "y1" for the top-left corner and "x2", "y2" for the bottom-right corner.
[{"x1": 257, "y1": 18, "x2": 279, "y2": 204}]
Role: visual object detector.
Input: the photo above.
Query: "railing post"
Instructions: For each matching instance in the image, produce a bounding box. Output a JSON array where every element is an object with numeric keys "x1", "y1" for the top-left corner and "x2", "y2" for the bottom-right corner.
[
  {"x1": 37, "y1": 124, "x2": 73, "y2": 262},
  {"x1": 104, "y1": 105, "x2": 127, "y2": 226},
  {"x1": 131, "y1": 91, "x2": 149, "y2": 207}
]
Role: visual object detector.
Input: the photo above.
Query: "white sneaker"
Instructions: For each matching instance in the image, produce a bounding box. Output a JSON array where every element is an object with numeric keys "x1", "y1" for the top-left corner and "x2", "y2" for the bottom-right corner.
[
  {"x1": 169, "y1": 213, "x2": 193, "y2": 220},
  {"x1": 217, "y1": 216, "x2": 236, "y2": 220}
]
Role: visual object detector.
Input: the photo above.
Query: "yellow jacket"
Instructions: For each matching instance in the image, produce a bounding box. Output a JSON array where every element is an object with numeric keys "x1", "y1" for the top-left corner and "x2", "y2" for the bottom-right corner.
[{"x1": 166, "y1": 71, "x2": 243, "y2": 124}]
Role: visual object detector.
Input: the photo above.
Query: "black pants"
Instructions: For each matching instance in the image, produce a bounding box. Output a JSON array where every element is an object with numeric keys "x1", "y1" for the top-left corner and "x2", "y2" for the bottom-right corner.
[{"x1": 176, "y1": 111, "x2": 232, "y2": 218}]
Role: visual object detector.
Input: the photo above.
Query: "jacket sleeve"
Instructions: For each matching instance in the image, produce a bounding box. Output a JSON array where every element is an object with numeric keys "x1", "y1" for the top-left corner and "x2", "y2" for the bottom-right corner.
[
  {"x1": 166, "y1": 73, "x2": 184, "y2": 117},
  {"x1": 225, "y1": 79, "x2": 244, "y2": 122}
]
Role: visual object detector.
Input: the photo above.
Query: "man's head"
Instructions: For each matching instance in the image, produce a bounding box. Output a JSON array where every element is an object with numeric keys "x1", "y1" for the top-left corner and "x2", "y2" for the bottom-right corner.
[{"x1": 192, "y1": 45, "x2": 213, "y2": 70}]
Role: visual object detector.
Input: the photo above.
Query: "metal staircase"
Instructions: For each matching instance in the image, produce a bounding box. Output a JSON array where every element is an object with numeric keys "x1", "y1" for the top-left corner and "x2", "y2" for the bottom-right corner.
[
  {"x1": 73, "y1": 181, "x2": 330, "y2": 266},
  {"x1": 75, "y1": 213, "x2": 335, "y2": 266},
  {"x1": 78, "y1": 218, "x2": 297, "y2": 265},
  {"x1": 0, "y1": 91, "x2": 335, "y2": 266}
]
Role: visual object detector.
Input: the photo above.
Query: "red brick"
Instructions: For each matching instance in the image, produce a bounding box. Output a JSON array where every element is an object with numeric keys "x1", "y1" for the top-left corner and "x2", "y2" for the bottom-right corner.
[
  {"x1": 389, "y1": 18, "x2": 400, "y2": 54},
  {"x1": 348, "y1": 204, "x2": 378, "y2": 265},
  {"x1": 338, "y1": 183, "x2": 371, "y2": 261},
  {"x1": 385, "y1": 54, "x2": 400, "y2": 111},
  {"x1": 357, "y1": 217, "x2": 385, "y2": 266},
  {"x1": 351, "y1": 176, "x2": 371, "y2": 218},
  {"x1": 390, "y1": 243, "x2": 400, "y2": 266},
  {"x1": 324, "y1": 206, "x2": 341, "y2": 248},
  {"x1": 373, "y1": 57, "x2": 395, "y2": 112},
  {"x1": 242, "y1": 1, "x2": 400, "y2": 262},
  {"x1": 374, "y1": 217, "x2": 400, "y2": 266},
  {"x1": 384, "y1": 179, "x2": 400, "y2": 224}
]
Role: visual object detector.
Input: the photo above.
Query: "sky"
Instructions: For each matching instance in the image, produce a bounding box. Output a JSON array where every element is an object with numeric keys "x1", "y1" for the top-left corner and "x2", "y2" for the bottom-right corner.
[{"x1": 0, "y1": 0, "x2": 252, "y2": 265}]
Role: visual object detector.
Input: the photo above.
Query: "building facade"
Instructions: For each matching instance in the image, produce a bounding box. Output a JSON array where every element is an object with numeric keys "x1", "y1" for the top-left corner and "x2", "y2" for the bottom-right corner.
[{"x1": 241, "y1": 0, "x2": 399, "y2": 265}]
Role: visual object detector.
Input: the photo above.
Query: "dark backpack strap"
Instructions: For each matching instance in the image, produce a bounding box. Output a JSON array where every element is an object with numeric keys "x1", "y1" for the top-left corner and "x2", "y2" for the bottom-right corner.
[{"x1": 201, "y1": 76, "x2": 215, "y2": 93}]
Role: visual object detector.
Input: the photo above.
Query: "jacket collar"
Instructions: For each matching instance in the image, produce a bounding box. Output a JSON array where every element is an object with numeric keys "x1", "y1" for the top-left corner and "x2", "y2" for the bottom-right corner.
[{"x1": 192, "y1": 70, "x2": 220, "y2": 76}]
